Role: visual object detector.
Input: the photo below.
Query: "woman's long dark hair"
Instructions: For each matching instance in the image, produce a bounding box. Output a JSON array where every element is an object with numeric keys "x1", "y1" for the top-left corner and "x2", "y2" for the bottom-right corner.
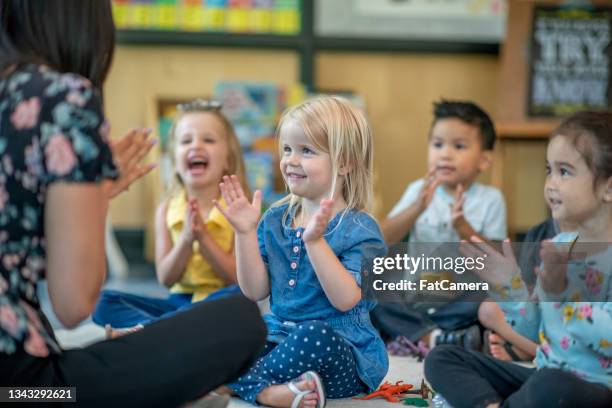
[{"x1": 0, "y1": 0, "x2": 115, "y2": 89}]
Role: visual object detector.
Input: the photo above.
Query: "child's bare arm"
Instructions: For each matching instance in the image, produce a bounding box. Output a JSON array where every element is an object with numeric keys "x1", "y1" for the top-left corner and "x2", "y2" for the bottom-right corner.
[
  {"x1": 382, "y1": 170, "x2": 440, "y2": 245},
  {"x1": 216, "y1": 175, "x2": 269, "y2": 300},
  {"x1": 464, "y1": 237, "x2": 540, "y2": 342},
  {"x1": 381, "y1": 202, "x2": 424, "y2": 244},
  {"x1": 235, "y1": 230, "x2": 269, "y2": 300},
  {"x1": 306, "y1": 239, "x2": 362, "y2": 312},
  {"x1": 196, "y1": 232, "x2": 237, "y2": 284},
  {"x1": 303, "y1": 200, "x2": 361, "y2": 311},
  {"x1": 451, "y1": 184, "x2": 488, "y2": 242},
  {"x1": 186, "y1": 199, "x2": 237, "y2": 284},
  {"x1": 155, "y1": 200, "x2": 193, "y2": 287},
  {"x1": 453, "y1": 217, "x2": 485, "y2": 241}
]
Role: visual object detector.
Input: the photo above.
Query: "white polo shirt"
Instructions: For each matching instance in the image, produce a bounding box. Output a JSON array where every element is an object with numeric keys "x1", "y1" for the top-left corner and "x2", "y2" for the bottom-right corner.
[{"x1": 388, "y1": 179, "x2": 508, "y2": 242}]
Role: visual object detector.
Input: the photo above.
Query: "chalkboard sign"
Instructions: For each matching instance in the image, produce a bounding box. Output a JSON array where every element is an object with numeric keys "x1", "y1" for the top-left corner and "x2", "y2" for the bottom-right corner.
[{"x1": 528, "y1": 6, "x2": 612, "y2": 117}]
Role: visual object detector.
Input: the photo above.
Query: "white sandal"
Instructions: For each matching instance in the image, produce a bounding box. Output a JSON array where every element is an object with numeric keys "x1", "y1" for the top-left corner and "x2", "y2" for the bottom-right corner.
[{"x1": 288, "y1": 371, "x2": 326, "y2": 408}]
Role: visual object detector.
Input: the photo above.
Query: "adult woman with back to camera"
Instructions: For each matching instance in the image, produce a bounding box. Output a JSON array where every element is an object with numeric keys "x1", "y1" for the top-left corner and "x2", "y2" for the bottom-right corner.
[{"x1": 0, "y1": 1, "x2": 266, "y2": 406}]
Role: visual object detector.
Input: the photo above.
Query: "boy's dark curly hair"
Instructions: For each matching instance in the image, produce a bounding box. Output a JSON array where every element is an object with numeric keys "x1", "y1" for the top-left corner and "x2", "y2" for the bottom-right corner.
[{"x1": 432, "y1": 100, "x2": 496, "y2": 150}]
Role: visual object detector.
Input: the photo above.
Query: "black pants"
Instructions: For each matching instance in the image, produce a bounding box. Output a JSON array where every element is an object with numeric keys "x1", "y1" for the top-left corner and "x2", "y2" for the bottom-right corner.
[
  {"x1": 1, "y1": 295, "x2": 267, "y2": 408},
  {"x1": 371, "y1": 290, "x2": 485, "y2": 342},
  {"x1": 425, "y1": 345, "x2": 612, "y2": 408}
]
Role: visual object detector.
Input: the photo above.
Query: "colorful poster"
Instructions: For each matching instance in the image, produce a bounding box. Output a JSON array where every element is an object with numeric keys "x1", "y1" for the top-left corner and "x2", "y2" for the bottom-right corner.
[
  {"x1": 128, "y1": 0, "x2": 156, "y2": 28},
  {"x1": 180, "y1": 0, "x2": 205, "y2": 31},
  {"x1": 251, "y1": 0, "x2": 274, "y2": 33},
  {"x1": 227, "y1": 0, "x2": 251, "y2": 32},
  {"x1": 203, "y1": 0, "x2": 227, "y2": 30},
  {"x1": 156, "y1": 0, "x2": 179, "y2": 29},
  {"x1": 112, "y1": 0, "x2": 300, "y2": 35},
  {"x1": 273, "y1": 0, "x2": 300, "y2": 35},
  {"x1": 214, "y1": 81, "x2": 280, "y2": 124},
  {"x1": 113, "y1": 0, "x2": 131, "y2": 28},
  {"x1": 243, "y1": 151, "x2": 276, "y2": 204}
]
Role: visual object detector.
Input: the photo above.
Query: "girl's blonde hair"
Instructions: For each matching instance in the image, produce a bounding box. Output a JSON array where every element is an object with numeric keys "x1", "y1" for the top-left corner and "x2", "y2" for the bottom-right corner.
[
  {"x1": 166, "y1": 109, "x2": 251, "y2": 200},
  {"x1": 274, "y1": 95, "x2": 373, "y2": 218}
]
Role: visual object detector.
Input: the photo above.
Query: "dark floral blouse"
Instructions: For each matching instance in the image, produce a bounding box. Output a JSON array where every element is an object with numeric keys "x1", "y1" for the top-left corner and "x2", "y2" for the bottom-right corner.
[{"x1": 0, "y1": 64, "x2": 118, "y2": 357}]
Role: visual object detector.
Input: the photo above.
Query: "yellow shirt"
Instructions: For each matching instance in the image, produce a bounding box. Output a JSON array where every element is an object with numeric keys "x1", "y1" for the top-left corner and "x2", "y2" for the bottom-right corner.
[{"x1": 166, "y1": 191, "x2": 233, "y2": 302}]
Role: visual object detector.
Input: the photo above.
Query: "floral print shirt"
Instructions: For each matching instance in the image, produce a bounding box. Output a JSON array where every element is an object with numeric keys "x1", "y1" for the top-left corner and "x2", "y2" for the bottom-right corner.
[
  {"x1": 498, "y1": 232, "x2": 612, "y2": 388},
  {"x1": 0, "y1": 64, "x2": 118, "y2": 357}
]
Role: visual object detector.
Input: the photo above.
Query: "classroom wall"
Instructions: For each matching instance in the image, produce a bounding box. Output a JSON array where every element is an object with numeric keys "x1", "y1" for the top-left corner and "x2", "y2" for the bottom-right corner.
[
  {"x1": 105, "y1": 46, "x2": 548, "y2": 240},
  {"x1": 501, "y1": 140, "x2": 549, "y2": 232}
]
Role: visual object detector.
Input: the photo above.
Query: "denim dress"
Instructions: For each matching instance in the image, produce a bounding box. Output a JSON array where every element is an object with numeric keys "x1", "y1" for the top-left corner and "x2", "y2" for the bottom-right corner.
[{"x1": 257, "y1": 204, "x2": 389, "y2": 391}]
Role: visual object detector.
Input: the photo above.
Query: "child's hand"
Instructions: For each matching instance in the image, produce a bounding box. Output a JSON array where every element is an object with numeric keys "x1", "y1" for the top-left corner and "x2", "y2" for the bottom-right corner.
[
  {"x1": 180, "y1": 205, "x2": 196, "y2": 243},
  {"x1": 450, "y1": 183, "x2": 466, "y2": 228},
  {"x1": 189, "y1": 199, "x2": 207, "y2": 240},
  {"x1": 303, "y1": 199, "x2": 334, "y2": 243},
  {"x1": 536, "y1": 239, "x2": 569, "y2": 294},
  {"x1": 215, "y1": 175, "x2": 262, "y2": 234},
  {"x1": 461, "y1": 237, "x2": 521, "y2": 287},
  {"x1": 181, "y1": 198, "x2": 205, "y2": 243},
  {"x1": 415, "y1": 168, "x2": 440, "y2": 212}
]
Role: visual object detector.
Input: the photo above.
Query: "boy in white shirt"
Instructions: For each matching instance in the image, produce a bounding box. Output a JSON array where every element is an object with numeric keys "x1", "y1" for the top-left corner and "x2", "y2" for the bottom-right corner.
[
  {"x1": 376, "y1": 100, "x2": 507, "y2": 353},
  {"x1": 383, "y1": 100, "x2": 506, "y2": 244}
]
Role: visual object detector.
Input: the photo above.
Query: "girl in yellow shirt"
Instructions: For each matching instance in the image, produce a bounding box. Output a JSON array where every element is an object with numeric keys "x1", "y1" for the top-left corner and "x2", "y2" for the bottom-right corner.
[{"x1": 93, "y1": 100, "x2": 250, "y2": 331}]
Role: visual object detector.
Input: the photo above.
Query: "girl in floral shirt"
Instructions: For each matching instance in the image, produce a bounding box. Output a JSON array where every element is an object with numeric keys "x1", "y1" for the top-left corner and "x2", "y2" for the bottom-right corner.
[
  {"x1": 425, "y1": 112, "x2": 612, "y2": 408},
  {"x1": 0, "y1": 1, "x2": 265, "y2": 406}
]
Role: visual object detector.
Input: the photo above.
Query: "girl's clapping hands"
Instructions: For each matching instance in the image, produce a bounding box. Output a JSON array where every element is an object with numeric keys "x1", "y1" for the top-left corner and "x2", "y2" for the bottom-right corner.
[
  {"x1": 216, "y1": 175, "x2": 262, "y2": 234},
  {"x1": 303, "y1": 199, "x2": 334, "y2": 243}
]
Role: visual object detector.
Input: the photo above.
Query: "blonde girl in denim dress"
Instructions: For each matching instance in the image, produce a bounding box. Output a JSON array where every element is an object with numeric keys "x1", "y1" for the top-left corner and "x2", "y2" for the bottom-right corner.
[{"x1": 216, "y1": 96, "x2": 388, "y2": 407}]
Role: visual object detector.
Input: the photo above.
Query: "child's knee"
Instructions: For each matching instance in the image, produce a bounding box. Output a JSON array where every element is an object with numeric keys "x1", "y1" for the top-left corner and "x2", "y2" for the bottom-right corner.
[
  {"x1": 477, "y1": 301, "x2": 503, "y2": 328},
  {"x1": 522, "y1": 369, "x2": 583, "y2": 406}
]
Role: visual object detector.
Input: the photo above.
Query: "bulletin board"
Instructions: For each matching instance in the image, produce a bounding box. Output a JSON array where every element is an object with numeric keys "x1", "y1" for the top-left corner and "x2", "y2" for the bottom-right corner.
[{"x1": 112, "y1": 0, "x2": 301, "y2": 36}]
